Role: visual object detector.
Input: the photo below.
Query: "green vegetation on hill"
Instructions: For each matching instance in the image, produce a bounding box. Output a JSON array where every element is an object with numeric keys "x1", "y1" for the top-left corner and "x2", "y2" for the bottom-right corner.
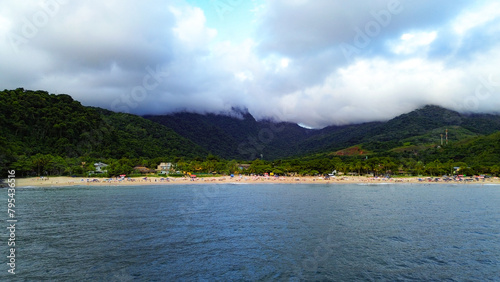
[
  {"x1": 304, "y1": 105, "x2": 500, "y2": 154},
  {"x1": 145, "y1": 112, "x2": 310, "y2": 160},
  {"x1": 146, "y1": 105, "x2": 500, "y2": 162},
  {"x1": 419, "y1": 131, "x2": 500, "y2": 168},
  {"x1": 0, "y1": 88, "x2": 207, "y2": 176},
  {"x1": 97, "y1": 109, "x2": 206, "y2": 159},
  {"x1": 1, "y1": 89, "x2": 500, "y2": 178}
]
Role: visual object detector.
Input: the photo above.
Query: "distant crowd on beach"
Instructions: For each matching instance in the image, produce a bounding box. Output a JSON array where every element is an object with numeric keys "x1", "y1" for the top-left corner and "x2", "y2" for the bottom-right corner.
[{"x1": 17, "y1": 174, "x2": 500, "y2": 187}]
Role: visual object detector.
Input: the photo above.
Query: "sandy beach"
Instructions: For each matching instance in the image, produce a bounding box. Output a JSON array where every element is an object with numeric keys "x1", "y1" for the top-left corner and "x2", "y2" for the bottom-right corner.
[{"x1": 11, "y1": 175, "x2": 500, "y2": 187}]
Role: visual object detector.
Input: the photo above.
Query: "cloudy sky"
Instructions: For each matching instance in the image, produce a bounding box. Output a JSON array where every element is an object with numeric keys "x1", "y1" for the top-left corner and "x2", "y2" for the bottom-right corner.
[{"x1": 1, "y1": 0, "x2": 500, "y2": 128}]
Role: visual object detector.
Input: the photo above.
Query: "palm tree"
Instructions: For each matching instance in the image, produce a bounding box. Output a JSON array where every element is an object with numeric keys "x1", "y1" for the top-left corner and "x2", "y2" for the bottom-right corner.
[
  {"x1": 363, "y1": 162, "x2": 372, "y2": 175},
  {"x1": 354, "y1": 160, "x2": 363, "y2": 175},
  {"x1": 415, "y1": 161, "x2": 424, "y2": 176},
  {"x1": 31, "y1": 154, "x2": 53, "y2": 176}
]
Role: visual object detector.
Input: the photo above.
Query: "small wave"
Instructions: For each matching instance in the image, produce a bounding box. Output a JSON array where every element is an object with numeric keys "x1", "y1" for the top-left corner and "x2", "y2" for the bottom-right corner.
[
  {"x1": 356, "y1": 183, "x2": 394, "y2": 186},
  {"x1": 387, "y1": 236, "x2": 408, "y2": 242},
  {"x1": 425, "y1": 256, "x2": 447, "y2": 265}
]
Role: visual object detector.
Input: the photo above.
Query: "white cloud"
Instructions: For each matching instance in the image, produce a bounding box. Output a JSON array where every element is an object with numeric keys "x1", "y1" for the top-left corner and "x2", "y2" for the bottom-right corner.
[
  {"x1": 235, "y1": 71, "x2": 254, "y2": 81},
  {"x1": 0, "y1": 15, "x2": 11, "y2": 35},
  {"x1": 280, "y1": 58, "x2": 289, "y2": 68},
  {"x1": 391, "y1": 31, "x2": 437, "y2": 55},
  {"x1": 252, "y1": 51, "x2": 500, "y2": 128},
  {"x1": 171, "y1": 5, "x2": 217, "y2": 50},
  {"x1": 1, "y1": 0, "x2": 500, "y2": 128},
  {"x1": 453, "y1": 2, "x2": 500, "y2": 35}
]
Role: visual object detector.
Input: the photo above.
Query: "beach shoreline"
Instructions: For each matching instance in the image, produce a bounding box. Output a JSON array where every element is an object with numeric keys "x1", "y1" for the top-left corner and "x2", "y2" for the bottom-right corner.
[{"x1": 9, "y1": 175, "x2": 500, "y2": 188}]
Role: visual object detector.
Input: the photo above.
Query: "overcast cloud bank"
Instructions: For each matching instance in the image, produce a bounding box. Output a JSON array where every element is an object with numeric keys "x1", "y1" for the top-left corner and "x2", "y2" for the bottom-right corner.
[{"x1": 1, "y1": 0, "x2": 500, "y2": 128}]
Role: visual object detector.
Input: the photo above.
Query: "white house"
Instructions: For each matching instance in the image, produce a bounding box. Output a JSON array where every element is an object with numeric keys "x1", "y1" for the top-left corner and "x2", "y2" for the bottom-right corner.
[
  {"x1": 94, "y1": 162, "x2": 108, "y2": 174},
  {"x1": 157, "y1": 162, "x2": 173, "y2": 174}
]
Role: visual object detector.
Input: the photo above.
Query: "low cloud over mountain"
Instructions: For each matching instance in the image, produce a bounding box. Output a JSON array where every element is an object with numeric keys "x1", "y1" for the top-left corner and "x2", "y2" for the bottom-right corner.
[{"x1": 1, "y1": 0, "x2": 500, "y2": 128}]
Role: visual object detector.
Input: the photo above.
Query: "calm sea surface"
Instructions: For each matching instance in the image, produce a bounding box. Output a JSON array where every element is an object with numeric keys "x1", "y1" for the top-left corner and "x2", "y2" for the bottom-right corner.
[{"x1": 1, "y1": 183, "x2": 499, "y2": 281}]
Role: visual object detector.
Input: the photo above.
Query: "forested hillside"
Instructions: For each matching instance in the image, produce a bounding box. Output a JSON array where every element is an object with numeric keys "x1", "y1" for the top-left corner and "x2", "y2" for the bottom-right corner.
[
  {"x1": 1, "y1": 89, "x2": 500, "y2": 178},
  {"x1": 145, "y1": 104, "x2": 500, "y2": 176},
  {"x1": 145, "y1": 112, "x2": 314, "y2": 160},
  {"x1": 0, "y1": 89, "x2": 206, "y2": 176},
  {"x1": 301, "y1": 105, "x2": 500, "y2": 154},
  {"x1": 146, "y1": 105, "x2": 500, "y2": 159}
]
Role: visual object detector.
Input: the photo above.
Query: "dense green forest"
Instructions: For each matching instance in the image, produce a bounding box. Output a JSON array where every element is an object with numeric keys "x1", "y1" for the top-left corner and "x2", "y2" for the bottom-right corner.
[
  {"x1": 145, "y1": 111, "x2": 312, "y2": 160},
  {"x1": 0, "y1": 88, "x2": 206, "y2": 176},
  {"x1": 147, "y1": 105, "x2": 500, "y2": 160},
  {"x1": 1, "y1": 88, "x2": 500, "y2": 178}
]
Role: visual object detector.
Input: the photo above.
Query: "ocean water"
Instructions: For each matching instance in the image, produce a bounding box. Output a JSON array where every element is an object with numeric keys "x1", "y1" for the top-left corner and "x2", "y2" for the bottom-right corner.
[{"x1": 1, "y1": 183, "x2": 499, "y2": 281}]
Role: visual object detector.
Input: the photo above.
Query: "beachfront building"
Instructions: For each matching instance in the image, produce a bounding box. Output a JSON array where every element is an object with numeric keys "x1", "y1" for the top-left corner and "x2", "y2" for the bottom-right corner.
[
  {"x1": 133, "y1": 166, "x2": 156, "y2": 175},
  {"x1": 94, "y1": 162, "x2": 108, "y2": 174},
  {"x1": 157, "y1": 162, "x2": 173, "y2": 175}
]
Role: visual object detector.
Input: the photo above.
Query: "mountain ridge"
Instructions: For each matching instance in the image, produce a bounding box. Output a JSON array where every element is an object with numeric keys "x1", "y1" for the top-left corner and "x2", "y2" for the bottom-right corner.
[
  {"x1": 2, "y1": 89, "x2": 500, "y2": 169},
  {"x1": 145, "y1": 104, "x2": 500, "y2": 160},
  {"x1": 0, "y1": 88, "x2": 207, "y2": 163}
]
